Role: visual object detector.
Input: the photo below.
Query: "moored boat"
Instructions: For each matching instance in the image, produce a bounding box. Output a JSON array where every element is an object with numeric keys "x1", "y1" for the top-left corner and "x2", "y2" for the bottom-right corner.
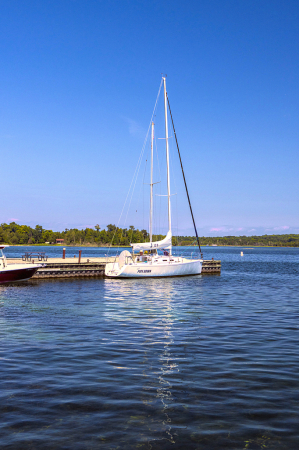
[{"x1": 0, "y1": 246, "x2": 42, "y2": 284}]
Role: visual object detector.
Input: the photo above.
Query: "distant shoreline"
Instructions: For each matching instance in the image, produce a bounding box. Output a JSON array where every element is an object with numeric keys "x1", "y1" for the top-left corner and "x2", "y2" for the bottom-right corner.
[
  {"x1": 6, "y1": 244, "x2": 299, "y2": 248},
  {"x1": 1, "y1": 223, "x2": 298, "y2": 247}
]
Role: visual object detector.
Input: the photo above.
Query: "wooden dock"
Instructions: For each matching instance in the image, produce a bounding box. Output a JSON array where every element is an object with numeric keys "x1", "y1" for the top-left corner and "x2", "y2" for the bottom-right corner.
[{"x1": 8, "y1": 258, "x2": 221, "y2": 279}]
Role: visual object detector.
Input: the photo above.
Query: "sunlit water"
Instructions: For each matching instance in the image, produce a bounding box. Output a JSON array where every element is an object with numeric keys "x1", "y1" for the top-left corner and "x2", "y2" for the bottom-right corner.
[{"x1": 1, "y1": 246, "x2": 299, "y2": 449}]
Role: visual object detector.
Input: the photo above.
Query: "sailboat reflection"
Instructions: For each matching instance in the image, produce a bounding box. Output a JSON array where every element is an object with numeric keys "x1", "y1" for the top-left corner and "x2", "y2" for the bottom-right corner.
[
  {"x1": 154, "y1": 300, "x2": 177, "y2": 444},
  {"x1": 103, "y1": 277, "x2": 181, "y2": 445}
]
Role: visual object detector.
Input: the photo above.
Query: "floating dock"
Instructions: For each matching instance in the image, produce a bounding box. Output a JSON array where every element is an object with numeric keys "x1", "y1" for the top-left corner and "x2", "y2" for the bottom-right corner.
[{"x1": 8, "y1": 257, "x2": 221, "y2": 279}]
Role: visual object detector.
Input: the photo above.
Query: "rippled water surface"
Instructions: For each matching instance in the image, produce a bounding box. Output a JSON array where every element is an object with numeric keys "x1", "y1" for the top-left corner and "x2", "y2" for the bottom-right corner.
[{"x1": 1, "y1": 247, "x2": 299, "y2": 449}]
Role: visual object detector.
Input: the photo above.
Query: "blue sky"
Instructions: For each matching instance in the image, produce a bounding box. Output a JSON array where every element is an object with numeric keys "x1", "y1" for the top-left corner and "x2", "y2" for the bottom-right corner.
[{"x1": 1, "y1": 0, "x2": 298, "y2": 236}]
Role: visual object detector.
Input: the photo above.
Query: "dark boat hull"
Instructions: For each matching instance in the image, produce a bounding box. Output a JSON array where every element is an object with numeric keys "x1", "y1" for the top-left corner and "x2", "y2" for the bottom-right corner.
[{"x1": 0, "y1": 267, "x2": 39, "y2": 284}]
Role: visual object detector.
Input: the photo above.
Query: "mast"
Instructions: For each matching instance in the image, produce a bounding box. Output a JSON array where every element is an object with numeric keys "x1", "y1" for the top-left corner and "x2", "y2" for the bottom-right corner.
[
  {"x1": 150, "y1": 121, "x2": 154, "y2": 243},
  {"x1": 163, "y1": 77, "x2": 172, "y2": 247}
]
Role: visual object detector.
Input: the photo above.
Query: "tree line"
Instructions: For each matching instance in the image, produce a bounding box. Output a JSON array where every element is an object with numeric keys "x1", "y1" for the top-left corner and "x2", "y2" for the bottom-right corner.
[
  {"x1": 0, "y1": 222, "x2": 163, "y2": 246},
  {"x1": 178, "y1": 234, "x2": 299, "y2": 247},
  {"x1": 0, "y1": 222, "x2": 298, "y2": 247}
]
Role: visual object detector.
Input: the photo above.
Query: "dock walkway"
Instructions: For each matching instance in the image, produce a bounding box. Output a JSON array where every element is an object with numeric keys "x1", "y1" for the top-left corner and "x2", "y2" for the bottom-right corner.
[{"x1": 7, "y1": 257, "x2": 221, "y2": 279}]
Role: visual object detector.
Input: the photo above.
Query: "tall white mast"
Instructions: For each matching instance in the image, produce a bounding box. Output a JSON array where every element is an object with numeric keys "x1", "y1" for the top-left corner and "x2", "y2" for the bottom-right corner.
[
  {"x1": 150, "y1": 121, "x2": 154, "y2": 243},
  {"x1": 163, "y1": 77, "x2": 172, "y2": 240}
]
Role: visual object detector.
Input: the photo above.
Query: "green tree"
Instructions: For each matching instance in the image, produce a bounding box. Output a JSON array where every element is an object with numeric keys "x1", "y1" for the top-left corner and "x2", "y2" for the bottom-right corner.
[{"x1": 33, "y1": 225, "x2": 43, "y2": 243}]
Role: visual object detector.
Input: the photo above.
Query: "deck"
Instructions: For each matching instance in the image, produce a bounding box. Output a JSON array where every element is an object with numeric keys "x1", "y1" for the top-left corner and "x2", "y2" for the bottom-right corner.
[{"x1": 7, "y1": 257, "x2": 221, "y2": 279}]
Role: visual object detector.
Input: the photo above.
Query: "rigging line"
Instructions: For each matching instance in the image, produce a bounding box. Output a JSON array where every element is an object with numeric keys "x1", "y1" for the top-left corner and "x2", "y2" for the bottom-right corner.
[
  {"x1": 122, "y1": 144, "x2": 145, "y2": 230},
  {"x1": 121, "y1": 79, "x2": 164, "y2": 240},
  {"x1": 142, "y1": 159, "x2": 148, "y2": 234},
  {"x1": 166, "y1": 93, "x2": 202, "y2": 256},
  {"x1": 181, "y1": 239, "x2": 199, "y2": 255},
  {"x1": 134, "y1": 158, "x2": 148, "y2": 218},
  {"x1": 107, "y1": 137, "x2": 146, "y2": 253}
]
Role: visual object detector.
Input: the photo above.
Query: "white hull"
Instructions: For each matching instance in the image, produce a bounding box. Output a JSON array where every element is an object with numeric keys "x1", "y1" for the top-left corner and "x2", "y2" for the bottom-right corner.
[{"x1": 105, "y1": 257, "x2": 202, "y2": 278}]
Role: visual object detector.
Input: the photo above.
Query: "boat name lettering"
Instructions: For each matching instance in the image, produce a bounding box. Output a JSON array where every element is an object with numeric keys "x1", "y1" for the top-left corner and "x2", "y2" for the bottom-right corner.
[{"x1": 137, "y1": 270, "x2": 152, "y2": 274}]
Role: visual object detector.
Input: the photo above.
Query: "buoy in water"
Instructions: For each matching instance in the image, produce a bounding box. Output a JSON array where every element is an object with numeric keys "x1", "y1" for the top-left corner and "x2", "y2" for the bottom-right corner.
[{"x1": 241, "y1": 251, "x2": 244, "y2": 256}]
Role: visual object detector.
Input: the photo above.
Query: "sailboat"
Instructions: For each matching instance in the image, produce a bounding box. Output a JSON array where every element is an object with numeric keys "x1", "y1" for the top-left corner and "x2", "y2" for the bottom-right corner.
[{"x1": 105, "y1": 77, "x2": 203, "y2": 278}]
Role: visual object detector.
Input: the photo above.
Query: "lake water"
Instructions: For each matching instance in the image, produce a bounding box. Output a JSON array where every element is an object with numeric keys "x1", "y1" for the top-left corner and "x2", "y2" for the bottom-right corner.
[{"x1": 1, "y1": 246, "x2": 299, "y2": 449}]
